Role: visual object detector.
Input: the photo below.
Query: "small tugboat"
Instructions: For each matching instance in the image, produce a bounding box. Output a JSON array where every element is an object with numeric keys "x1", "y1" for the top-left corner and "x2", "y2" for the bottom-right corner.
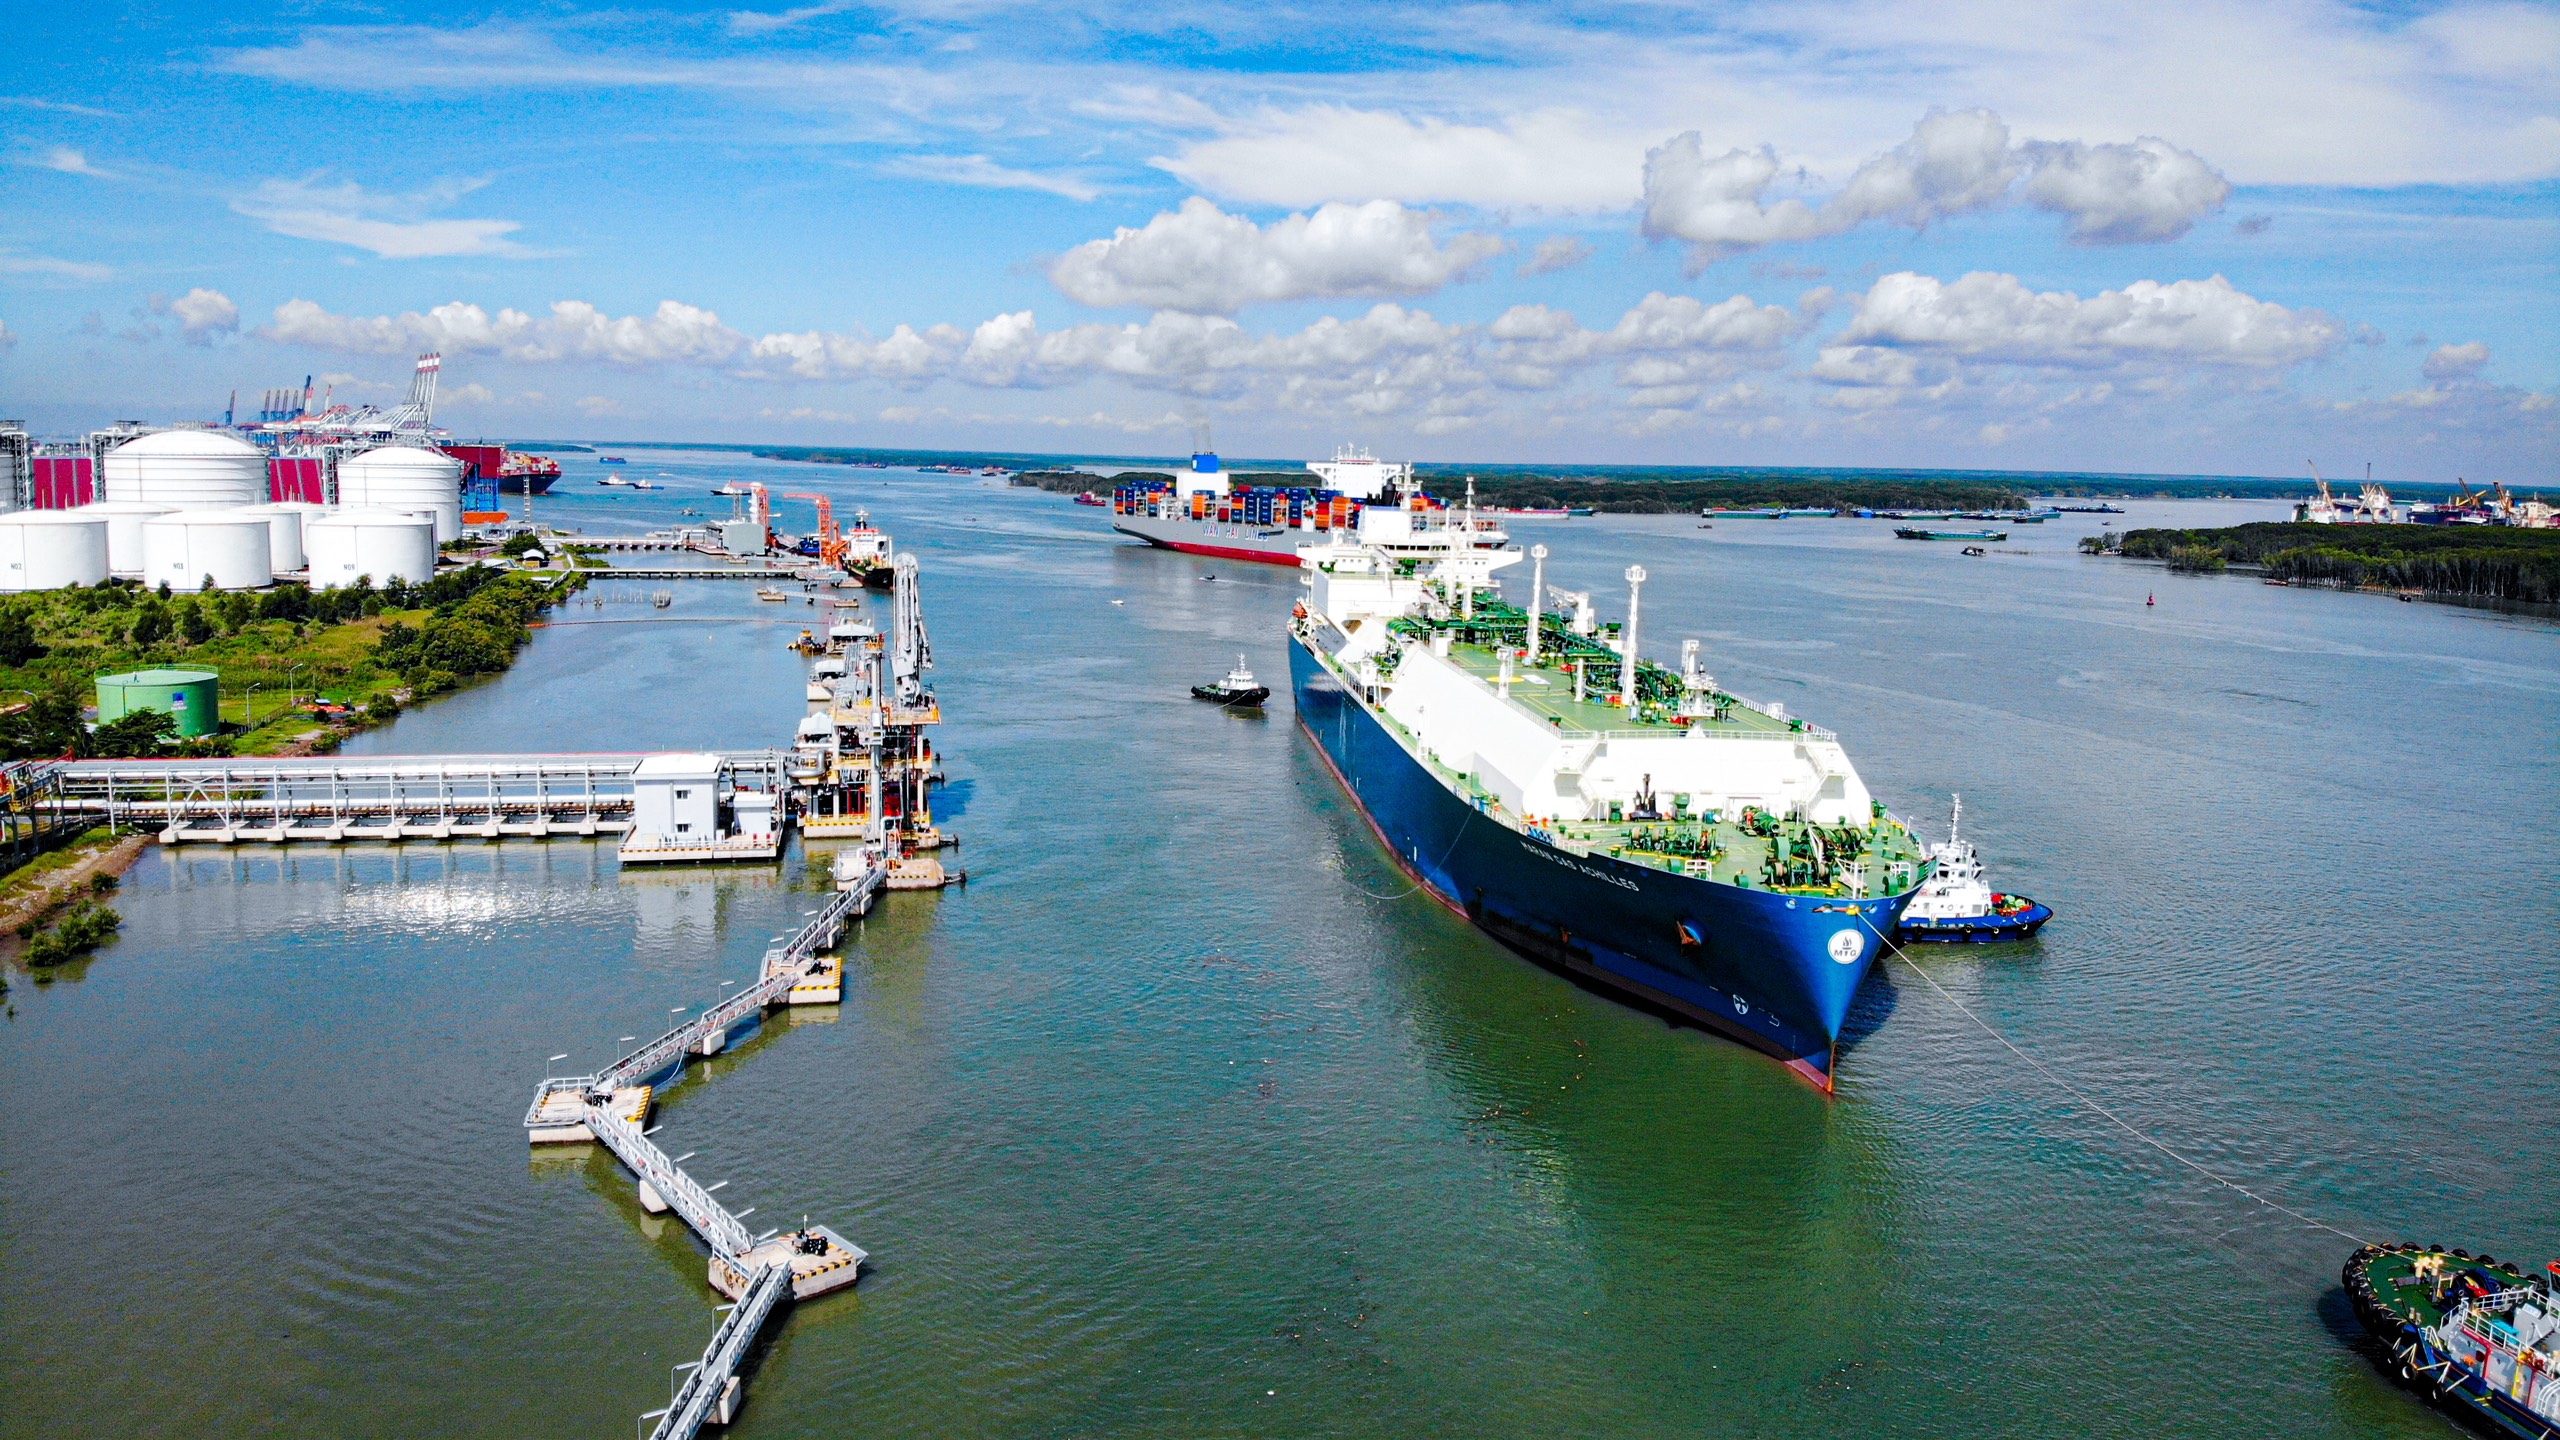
[
  {"x1": 1960, "y1": 545, "x2": 1987, "y2": 557},
  {"x1": 1191, "y1": 655, "x2": 1269, "y2": 708},
  {"x1": 2343, "y1": 1242, "x2": 2560, "y2": 1434},
  {"x1": 1895, "y1": 796, "x2": 2053, "y2": 942}
]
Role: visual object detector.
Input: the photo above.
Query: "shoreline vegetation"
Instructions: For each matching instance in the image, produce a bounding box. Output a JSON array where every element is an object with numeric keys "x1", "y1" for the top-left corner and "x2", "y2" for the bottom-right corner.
[
  {"x1": 736, "y1": 444, "x2": 2513, "y2": 505},
  {"x1": 2084, "y1": 522, "x2": 2560, "y2": 606},
  {"x1": 0, "y1": 566, "x2": 587, "y2": 761},
  {"x1": 1005, "y1": 468, "x2": 2037, "y2": 513},
  {"x1": 0, "y1": 827, "x2": 147, "y2": 1000}
]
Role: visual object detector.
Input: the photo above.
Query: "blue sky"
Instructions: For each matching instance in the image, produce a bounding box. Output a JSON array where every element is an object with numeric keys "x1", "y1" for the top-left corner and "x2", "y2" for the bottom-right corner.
[{"x1": 1, "y1": 0, "x2": 2553, "y2": 479}]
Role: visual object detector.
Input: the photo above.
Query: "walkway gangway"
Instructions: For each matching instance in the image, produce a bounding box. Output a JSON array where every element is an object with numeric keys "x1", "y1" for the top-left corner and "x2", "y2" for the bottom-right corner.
[
  {"x1": 524, "y1": 885, "x2": 861, "y2": 1124},
  {"x1": 527, "y1": 881, "x2": 869, "y2": 1438},
  {"x1": 644, "y1": 1261, "x2": 795, "y2": 1440}
]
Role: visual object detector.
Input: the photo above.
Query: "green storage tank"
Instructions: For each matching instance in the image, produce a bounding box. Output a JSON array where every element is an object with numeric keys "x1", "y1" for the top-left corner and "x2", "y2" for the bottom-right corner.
[{"x1": 96, "y1": 668, "x2": 222, "y2": 739}]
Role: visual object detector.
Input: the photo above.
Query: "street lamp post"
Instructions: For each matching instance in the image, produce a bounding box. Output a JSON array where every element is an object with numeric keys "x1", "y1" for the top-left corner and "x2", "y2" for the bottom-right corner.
[
  {"x1": 285, "y1": 663, "x2": 306, "y2": 712},
  {"x1": 244, "y1": 683, "x2": 263, "y2": 729}
]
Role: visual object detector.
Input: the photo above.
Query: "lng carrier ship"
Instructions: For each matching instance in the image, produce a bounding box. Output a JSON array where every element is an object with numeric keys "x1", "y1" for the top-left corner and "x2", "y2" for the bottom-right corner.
[
  {"x1": 1288, "y1": 502, "x2": 1930, "y2": 1088},
  {"x1": 1113, "y1": 445, "x2": 1505, "y2": 564}
]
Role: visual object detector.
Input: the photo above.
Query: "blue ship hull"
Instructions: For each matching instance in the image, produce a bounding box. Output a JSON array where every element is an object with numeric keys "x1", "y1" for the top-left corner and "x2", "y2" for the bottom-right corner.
[{"x1": 1290, "y1": 637, "x2": 1916, "y2": 1090}]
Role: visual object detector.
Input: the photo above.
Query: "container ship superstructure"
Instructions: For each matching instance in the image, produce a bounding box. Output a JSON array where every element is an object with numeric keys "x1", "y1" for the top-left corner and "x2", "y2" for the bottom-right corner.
[
  {"x1": 1112, "y1": 446, "x2": 1506, "y2": 565},
  {"x1": 1288, "y1": 507, "x2": 1930, "y2": 1088}
]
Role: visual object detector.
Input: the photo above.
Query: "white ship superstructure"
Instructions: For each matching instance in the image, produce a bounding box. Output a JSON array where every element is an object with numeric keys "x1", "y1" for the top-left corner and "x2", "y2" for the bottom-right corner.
[{"x1": 1301, "y1": 526, "x2": 1881, "y2": 833}]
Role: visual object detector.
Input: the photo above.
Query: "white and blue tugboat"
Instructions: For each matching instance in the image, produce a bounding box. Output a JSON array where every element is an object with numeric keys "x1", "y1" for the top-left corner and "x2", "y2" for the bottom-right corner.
[
  {"x1": 1288, "y1": 512, "x2": 1933, "y2": 1090},
  {"x1": 1893, "y1": 796, "x2": 2052, "y2": 943}
]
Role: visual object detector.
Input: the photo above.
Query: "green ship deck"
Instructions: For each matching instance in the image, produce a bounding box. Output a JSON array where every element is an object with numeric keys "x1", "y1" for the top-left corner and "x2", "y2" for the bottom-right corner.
[{"x1": 1329, "y1": 603, "x2": 1931, "y2": 897}]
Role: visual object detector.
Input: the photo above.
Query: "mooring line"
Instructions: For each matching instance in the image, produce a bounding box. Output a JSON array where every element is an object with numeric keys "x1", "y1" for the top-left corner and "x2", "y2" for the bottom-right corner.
[{"x1": 1857, "y1": 910, "x2": 2371, "y2": 1247}]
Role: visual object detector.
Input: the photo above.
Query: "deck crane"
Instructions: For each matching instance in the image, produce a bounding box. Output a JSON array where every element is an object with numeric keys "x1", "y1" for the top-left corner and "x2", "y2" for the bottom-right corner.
[{"x1": 783, "y1": 492, "x2": 847, "y2": 567}]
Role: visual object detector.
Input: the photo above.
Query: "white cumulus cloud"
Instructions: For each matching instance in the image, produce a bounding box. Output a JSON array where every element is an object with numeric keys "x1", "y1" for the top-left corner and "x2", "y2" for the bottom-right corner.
[
  {"x1": 263, "y1": 296, "x2": 746, "y2": 365},
  {"x1": 2018, "y1": 138, "x2": 2234, "y2": 243},
  {"x1": 1839, "y1": 271, "x2": 2341, "y2": 369},
  {"x1": 2422, "y1": 340, "x2": 2491, "y2": 380},
  {"x1": 152, "y1": 287, "x2": 240, "y2": 345},
  {"x1": 748, "y1": 323, "x2": 970, "y2": 384},
  {"x1": 1643, "y1": 110, "x2": 2230, "y2": 263},
  {"x1": 1048, "y1": 197, "x2": 1505, "y2": 313}
]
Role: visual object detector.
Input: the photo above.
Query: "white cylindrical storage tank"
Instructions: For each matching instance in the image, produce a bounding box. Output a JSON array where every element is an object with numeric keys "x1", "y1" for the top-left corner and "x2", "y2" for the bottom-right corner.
[
  {"x1": 305, "y1": 508, "x2": 436, "y2": 589},
  {"x1": 0, "y1": 511, "x2": 111, "y2": 591},
  {"x1": 100, "y1": 429, "x2": 266, "y2": 508},
  {"x1": 337, "y1": 445, "x2": 464, "y2": 542},
  {"x1": 234, "y1": 501, "x2": 321, "y2": 575},
  {"x1": 140, "y1": 510, "x2": 274, "y2": 592},
  {"x1": 76, "y1": 501, "x2": 181, "y2": 574}
]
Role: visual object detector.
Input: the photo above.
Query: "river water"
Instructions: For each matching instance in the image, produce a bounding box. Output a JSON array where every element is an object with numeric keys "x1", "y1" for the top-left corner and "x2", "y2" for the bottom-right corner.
[{"x1": 2, "y1": 452, "x2": 2553, "y2": 1439}]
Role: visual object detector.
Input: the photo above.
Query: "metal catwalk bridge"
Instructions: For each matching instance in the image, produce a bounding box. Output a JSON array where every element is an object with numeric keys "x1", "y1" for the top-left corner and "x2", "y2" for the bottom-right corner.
[
  {"x1": 52, "y1": 752, "x2": 786, "y2": 843},
  {"x1": 526, "y1": 885, "x2": 870, "y2": 1440}
]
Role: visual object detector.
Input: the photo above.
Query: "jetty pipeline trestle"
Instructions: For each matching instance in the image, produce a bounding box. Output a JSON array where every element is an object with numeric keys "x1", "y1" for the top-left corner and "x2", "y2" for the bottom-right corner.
[{"x1": 526, "y1": 880, "x2": 872, "y2": 1439}]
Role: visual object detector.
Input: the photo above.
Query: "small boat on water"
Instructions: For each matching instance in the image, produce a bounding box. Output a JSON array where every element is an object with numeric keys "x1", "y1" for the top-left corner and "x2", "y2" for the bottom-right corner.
[
  {"x1": 713, "y1": 483, "x2": 752, "y2": 497},
  {"x1": 597, "y1": 476, "x2": 634, "y2": 488},
  {"x1": 1072, "y1": 492, "x2": 1108, "y2": 507},
  {"x1": 1960, "y1": 545, "x2": 1987, "y2": 557},
  {"x1": 1191, "y1": 655, "x2": 1269, "y2": 708},
  {"x1": 1567, "y1": 506, "x2": 1594, "y2": 517},
  {"x1": 598, "y1": 455, "x2": 627, "y2": 465},
  {"x1": 1896, "y1": 796, "x2": 2051, "y2": 943},
  {"x1": 2343, "y1": 1243, "x2": 2560, "y2": 1436},
  {"x1": 1896, "y1": 527, "x2": 2007, "y2": 542},
  {"x1": 756, "y1": 586, "x2": 789, "y2": 602}
]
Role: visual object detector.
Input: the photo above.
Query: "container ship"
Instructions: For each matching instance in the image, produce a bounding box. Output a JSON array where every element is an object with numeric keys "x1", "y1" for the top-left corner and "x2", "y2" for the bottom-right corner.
[
  {"x1": 1112, "y1": 445, "x2": 1506, "y2": 564},
  {"x1": 440, "y1": 443, "x2": 561, "y2": 495},
  {"x1": 1288, "y1": 508, "x2": 1930, "y2": 1089}
]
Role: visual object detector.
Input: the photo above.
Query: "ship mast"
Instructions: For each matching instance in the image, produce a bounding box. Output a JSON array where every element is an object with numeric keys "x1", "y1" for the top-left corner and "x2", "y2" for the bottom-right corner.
[
  {"x1": 1619, "y1": 565, "x2": 1645, "y2": 716},
  {"x1": 1526, "y1": 544, "x2": 1547, "y2": 663}
]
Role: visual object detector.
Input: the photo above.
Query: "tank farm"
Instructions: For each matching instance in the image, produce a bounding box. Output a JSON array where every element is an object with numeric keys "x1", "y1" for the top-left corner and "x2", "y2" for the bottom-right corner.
[{"x1": 0, "y1": 399, "x2": 964, "y2": 1439}]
